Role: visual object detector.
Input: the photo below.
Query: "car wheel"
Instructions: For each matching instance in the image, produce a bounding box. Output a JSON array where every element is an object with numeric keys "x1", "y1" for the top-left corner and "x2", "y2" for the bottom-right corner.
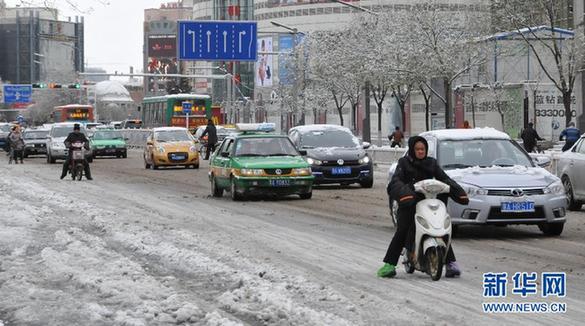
[
  {"x1": 122, "y1": 152, "x2": 127, "y2": 158},
  {"x1": 211, "y1": 175, "x2": 223, "y2": 197},
  {"x1": 192, "y1": 164, "x2": 199, "y2": 169},
  {"x1": 563, "y1": 176, "x2": 582, "y2": 211},
  {"x1": 87, "y1": 157, "x2": 93, "y2": 163},
  {"x1": 300, "y1": 191, "x2": 312, "y2": 199},
  {"x1": 390, "y1": 200, "x2": 398, "y2": 227},
  {"x1": 49, "y1": 154, "x2": 56, "y2": 164},
  {"x1": 538, "y1": 222, "x2": 564, "y2": 236},
  {"x1": 360, "y1": 178, "x2": 374, "y2": 188},
  {"x1": 151, "y1": 156, "x2": 158, "y2": 170},
  {"x1": 230, "y1": 177, "x2": 243, "y2": 201}
]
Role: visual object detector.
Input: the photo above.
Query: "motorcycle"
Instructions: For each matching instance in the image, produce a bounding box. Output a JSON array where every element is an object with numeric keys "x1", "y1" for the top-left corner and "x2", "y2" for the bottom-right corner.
[
  {"x1": 69, "y1": 141, "x2": 87, "y2": 181},
  {"x1": 402, "y1": 179, "x2": 452, "y2": 281}
]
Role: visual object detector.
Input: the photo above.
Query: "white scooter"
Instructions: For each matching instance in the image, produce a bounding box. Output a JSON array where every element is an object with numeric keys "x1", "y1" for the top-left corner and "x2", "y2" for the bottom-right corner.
[{"x1": 402, "y1": 179, "x2": 452, "y2": 281}]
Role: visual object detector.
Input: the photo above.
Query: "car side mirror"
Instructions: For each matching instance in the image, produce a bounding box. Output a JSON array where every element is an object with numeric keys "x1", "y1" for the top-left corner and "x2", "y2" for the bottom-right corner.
[
  {"x1": 362, "y1": 141, "x2": 371, "y2": 149},
  {"x1": 124, "y1": 138, "x2": 129, "y2": 141},
  {"x1": 220, "y1": 152, "x2": 229, "y2": 158},
  {"x1": 298, "y1": 150, "x2": 307, "y2": 156},
  {"x1": 533, "y1": 156, "x2": 551, "y2": 168}
]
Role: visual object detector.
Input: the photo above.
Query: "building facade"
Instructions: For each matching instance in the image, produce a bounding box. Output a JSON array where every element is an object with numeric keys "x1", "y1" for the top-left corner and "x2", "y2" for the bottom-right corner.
[{"x1": 0, "y1": 6, "x2": 84, "y2": 84}]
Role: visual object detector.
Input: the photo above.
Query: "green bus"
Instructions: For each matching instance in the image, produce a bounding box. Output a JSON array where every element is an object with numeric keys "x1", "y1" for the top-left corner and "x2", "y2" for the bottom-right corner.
[{"x1": 141, "y1": 94, "x2": 215, "y2": 131}]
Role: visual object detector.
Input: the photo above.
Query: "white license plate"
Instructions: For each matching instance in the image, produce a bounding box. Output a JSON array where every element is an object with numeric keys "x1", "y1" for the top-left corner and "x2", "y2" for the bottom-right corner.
[{"x1": 501, "y1": 202, "x2": 535, "y2": 213}]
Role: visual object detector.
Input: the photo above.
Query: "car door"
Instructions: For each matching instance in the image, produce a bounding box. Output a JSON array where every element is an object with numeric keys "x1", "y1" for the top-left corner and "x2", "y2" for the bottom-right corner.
[
  {"x1": 214, "y1": 138, "x2": 235, "y2": 187},
  {"x1": 570, "y1": 139, "x2": 585, "y2": 199}
]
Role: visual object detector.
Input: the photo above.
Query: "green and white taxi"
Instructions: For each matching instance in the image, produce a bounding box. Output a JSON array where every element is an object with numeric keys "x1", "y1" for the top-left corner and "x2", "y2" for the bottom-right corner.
[
  {"x1": 209, "y1": 123, "x2": 314, "y2": 200},
  {"x1": 90, "y1": 129, "x2": 128, "y2": 158}
]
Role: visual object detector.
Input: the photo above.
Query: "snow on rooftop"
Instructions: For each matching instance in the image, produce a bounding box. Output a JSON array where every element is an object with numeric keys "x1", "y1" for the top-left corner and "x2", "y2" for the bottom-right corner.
[
  {"x1": 95, "y1": 81, "x2": 133, "y2": 102},
  {"x1": 420, "y1": 128, "x2": 510, "y2": 141},
  {"x1": 290, "y1": 124, "x2": 352, "y2": 133},
  {"x1": 153, "y1": 127, "x2": 188, "y2": 132}
]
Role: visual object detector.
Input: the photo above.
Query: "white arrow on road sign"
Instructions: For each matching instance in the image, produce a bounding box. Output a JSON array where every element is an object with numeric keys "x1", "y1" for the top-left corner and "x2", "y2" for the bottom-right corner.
[
  {"x1": 206, "y1": 31, "x2": 211, "y2": 52},
  {"x1": 223, "y1": 31, "x2": 228, "y2": 52},
  {"x1": 188, "y1": 30, "x2": 196, "y2": 52},
  {"x1": 239, "y1": 31, "x2": 246, "y2": 53}
]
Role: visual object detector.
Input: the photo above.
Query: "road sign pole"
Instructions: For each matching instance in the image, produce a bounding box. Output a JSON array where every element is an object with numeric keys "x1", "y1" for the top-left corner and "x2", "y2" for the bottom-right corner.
[{"x1": 186, "y1": 112, "x2": 189, "y2": 130}]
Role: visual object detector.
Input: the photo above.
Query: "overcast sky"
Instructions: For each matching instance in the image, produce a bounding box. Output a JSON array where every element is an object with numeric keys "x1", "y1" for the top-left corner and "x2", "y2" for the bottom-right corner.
[{"x1": 7, "y1": 0, "x2": 165, "y2": 76}]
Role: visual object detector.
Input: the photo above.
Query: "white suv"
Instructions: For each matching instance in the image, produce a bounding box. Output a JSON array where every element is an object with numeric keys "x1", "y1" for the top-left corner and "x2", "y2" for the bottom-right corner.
[{"x1": 46, "y1": 123, "x2": 93, "y2": 164}]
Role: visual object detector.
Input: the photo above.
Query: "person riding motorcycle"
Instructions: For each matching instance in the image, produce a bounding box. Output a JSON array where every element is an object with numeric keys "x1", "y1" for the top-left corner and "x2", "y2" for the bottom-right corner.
[
  {"x1": 378, "y1": 136, "x2": 469, "y2": 278},
  {"x1": 60, "y1": 124, "x2": 93, "y2": 180}
]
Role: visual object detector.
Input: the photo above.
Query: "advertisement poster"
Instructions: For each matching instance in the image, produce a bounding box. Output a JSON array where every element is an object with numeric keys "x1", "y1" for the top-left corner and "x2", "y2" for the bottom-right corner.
[
  {"x1": 256, "y1": 37, "x2": 273, "y2": 87},
  {"x1": 147, "y1": 35, "x2": 177, "y2": 92},
  {"x1": 532, "y1": 87, "x2": 577, "y2": 141},
  {"x1": 278, "y1": 35, "x2": 294, "y2": 85}
]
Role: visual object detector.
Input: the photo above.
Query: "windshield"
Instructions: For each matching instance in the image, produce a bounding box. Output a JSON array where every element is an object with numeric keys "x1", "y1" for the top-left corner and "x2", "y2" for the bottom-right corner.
[
  {"x1": 438, "y1": 139, "x2": 533, "y2": 169},
  {"x1": 0, "y1": 125, "x2": 11, "y2": 132},
  {"x1": 93, "y1": 131, "x2": 123, "y2": 140},
  {"x1": 155, "y1": 130, "x2": 192, "y2": 142},
  {"x1": 235, "y1": 137, "x2": 299, "y2": 157},
  {"x1": 124, "y1": 121, "x2": 142, "y2": 129},
  {"x1": 52, "y1": 126, "x2": 85, "y2": 138},
  {"x1": 24, "y1": 131, "x2": 49, "y2": 139},
  {"x1": 300, "y1": 129, "x2": 360, "y2": 148}
]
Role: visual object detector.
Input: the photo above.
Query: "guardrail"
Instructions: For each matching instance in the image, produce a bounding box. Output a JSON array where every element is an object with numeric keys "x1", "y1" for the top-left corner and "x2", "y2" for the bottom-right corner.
[{"x1": 119, "y1": 129, "x2": 151, "y2": 149}]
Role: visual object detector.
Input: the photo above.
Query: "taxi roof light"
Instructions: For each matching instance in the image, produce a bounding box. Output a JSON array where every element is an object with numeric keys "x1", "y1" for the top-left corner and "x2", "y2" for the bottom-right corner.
[{"x1": 235, "y1": 123, "x2": 276, "y2": 133}]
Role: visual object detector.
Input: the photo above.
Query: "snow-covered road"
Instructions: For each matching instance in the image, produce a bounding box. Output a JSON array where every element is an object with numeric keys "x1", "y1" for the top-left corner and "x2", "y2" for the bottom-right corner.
[{"x1": 1, "y1": 153, "x2": 584, "y2": 325}]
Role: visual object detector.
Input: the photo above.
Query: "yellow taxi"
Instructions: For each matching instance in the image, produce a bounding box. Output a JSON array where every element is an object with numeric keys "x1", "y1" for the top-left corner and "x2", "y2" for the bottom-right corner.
[{"x1": 144, "y1": 127, "x2": 199, "y2": 169}]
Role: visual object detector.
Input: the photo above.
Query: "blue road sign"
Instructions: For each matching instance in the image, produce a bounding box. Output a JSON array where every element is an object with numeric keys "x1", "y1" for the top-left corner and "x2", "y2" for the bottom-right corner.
[
  {"x1": 3, "y1": 84, "x2": 32, "y2": 104},
  {"x1": 178, "y1": 21, "x2": 257, "y2": 61},
  {"x1": 182, "y1": 101, "x2": 193, "y2": 114}
]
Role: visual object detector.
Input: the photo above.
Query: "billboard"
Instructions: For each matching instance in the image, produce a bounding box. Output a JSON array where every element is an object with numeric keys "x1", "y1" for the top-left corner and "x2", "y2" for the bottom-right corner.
[
  {"x1": 279, "y1": 35, "x2": 294, "y2": 85},
  {"x1": 148, "y1": 35, "x2": 177, "y2": 57},
  {"x1": 256, "y1": 37, "x2": 273, "y2": 87}
]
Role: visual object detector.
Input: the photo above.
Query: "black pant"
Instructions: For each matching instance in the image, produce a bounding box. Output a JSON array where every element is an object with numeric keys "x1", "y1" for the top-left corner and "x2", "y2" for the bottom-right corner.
[
  {"x1": 205, "y1": 143, "x2": 216, "y2": 160},
  {"x1": 524, "y1": 143, "x2": 535, "y2": 153},
  {"x1": 11, "y1": 149, "x2": 23, "y2": 163},
  {"x1": 391, "y1": 141, "x2": 401, "y2": 148},
  {"x1": 61, "y1": 157, "x2": 91, "y2": 178},
  {"x1": 383, "y1": 205, "x2": 456, "y2": 265}
]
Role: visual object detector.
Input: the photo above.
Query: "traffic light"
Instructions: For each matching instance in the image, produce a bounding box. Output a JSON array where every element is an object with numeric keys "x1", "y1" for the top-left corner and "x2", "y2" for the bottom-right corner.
[
  {"x1": 68, "y1": 83, "x2": 81, "y2": 89},
  {"x1": 32, "y1": 83, "x2": 47, "y2": 88}
]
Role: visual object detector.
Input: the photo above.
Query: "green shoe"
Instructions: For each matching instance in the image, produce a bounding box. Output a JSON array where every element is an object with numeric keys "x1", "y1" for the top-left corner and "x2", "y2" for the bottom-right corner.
[{"x1": 377, "y1": 263, "x2": 397, "y2": 278}]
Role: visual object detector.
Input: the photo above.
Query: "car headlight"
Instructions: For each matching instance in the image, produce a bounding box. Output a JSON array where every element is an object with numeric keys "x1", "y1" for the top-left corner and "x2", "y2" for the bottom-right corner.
[
  {"x1": 544, "y1": 181, "x2": 564, "y2": 195},
  {"x1": 292, "y1": 168, "x2": 311, "y2": 176},
  {"x1": 358, "y1": 156, "x2": 371, "y2": 164},
  {"x1": 416, "y1": 215, "x2": 430, "y2": 229},
  {"x1": 461, "y1": 183, "x2": 488, "y2": 197},
  {"x1": 240, "y1": 168, "x2": 264, "y2": 176},
  {"x1": 189, "y1": 146, "x2": 197, "y2": 153},
  {"x1": 158, "y1": 146, "x2": 165, "y2": 153},
  {"x1": 306, "y1": 157, "x2": 322, "y2": 165}
]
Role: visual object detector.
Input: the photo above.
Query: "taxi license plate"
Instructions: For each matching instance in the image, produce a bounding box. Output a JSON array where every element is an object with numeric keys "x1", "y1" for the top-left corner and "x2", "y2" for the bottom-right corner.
[
  {"x1": 171, "y1": 154, "x2": 186, "y2": 160},
  {"x1": 501, "y1": 202, "x2": 535, "y2": 213},
  {"x1": 270, "y1": 179, "x2": 290, "y2": 187},
  {"x1": 332, "y1": 167, "x2": 351, "y2": 175}
]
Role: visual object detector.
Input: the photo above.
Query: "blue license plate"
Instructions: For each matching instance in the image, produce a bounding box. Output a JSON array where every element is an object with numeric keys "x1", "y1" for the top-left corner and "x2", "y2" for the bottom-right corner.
[
  {"x1": 171, "y1": 154, "x2": 185, "y2": 160},
  {"x1": 332, "y1": 167, "x2": 351, "y2": 175},
  {"x1": 270, "y1": 179, "x2": 290, "y2": 187},
  {"x1": 501, "y1": 202, "x2": 535, "y2": 213}
]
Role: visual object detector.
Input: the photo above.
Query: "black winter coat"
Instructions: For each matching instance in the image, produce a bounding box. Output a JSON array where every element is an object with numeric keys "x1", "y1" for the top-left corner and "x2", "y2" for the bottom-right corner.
[
  {"x1": 388, "y1": 137, "x2": 469, "y2": 207},
  {"x1": 64, "y1": 132, "x2": 90, "y2": 150},
  {"x1": 201, "y1": 124, "x2": 218, "y2": 144}
]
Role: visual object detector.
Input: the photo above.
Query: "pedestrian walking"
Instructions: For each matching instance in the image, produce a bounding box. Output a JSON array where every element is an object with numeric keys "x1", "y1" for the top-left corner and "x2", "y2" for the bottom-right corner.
[
  {"x1": 559, "y1": 122, "x2": 581, "y2": 152},
  {"x1": 521, "y1": 122, "x2": 544, "y2": 153},
  {"x1": 201, "y1": 119, "x2": 218, "y2": 160},
  {"x1": 388, "y1": 126, "x2": 404, "y2": 148}
]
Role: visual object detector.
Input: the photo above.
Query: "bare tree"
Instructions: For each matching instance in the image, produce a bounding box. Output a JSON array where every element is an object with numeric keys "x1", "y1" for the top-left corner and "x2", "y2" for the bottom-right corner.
[{"x1": 497, "y1": 0, "x2": 585, "y2": 127}]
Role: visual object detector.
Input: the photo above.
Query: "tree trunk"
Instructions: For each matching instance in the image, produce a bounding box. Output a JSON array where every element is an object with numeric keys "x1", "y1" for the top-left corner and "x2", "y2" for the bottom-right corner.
[
  {"x1": 444, "y1": 78, "x2": 452, "y2": 129},
  {"x1": 337, "y1": 108, "x2": 344, "y2": 126},
  {"x1": 420, "y1": 85, "x2": 430, "y2": 131},
  {"x1": 377, "y1": 103, "x2": 383, "y2": 138},
  {"x1": 563, "y1": 90, "x2": 572, "y2": 127}
]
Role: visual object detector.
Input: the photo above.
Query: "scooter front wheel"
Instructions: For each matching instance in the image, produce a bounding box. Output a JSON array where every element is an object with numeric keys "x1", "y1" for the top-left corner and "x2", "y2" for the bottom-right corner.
[
  {"x1": 426, "y1": 247, "x2": 444, "y2": 281},
  {"x1": 404, "y1": 258, "x2": 415, "y2": 274}
]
